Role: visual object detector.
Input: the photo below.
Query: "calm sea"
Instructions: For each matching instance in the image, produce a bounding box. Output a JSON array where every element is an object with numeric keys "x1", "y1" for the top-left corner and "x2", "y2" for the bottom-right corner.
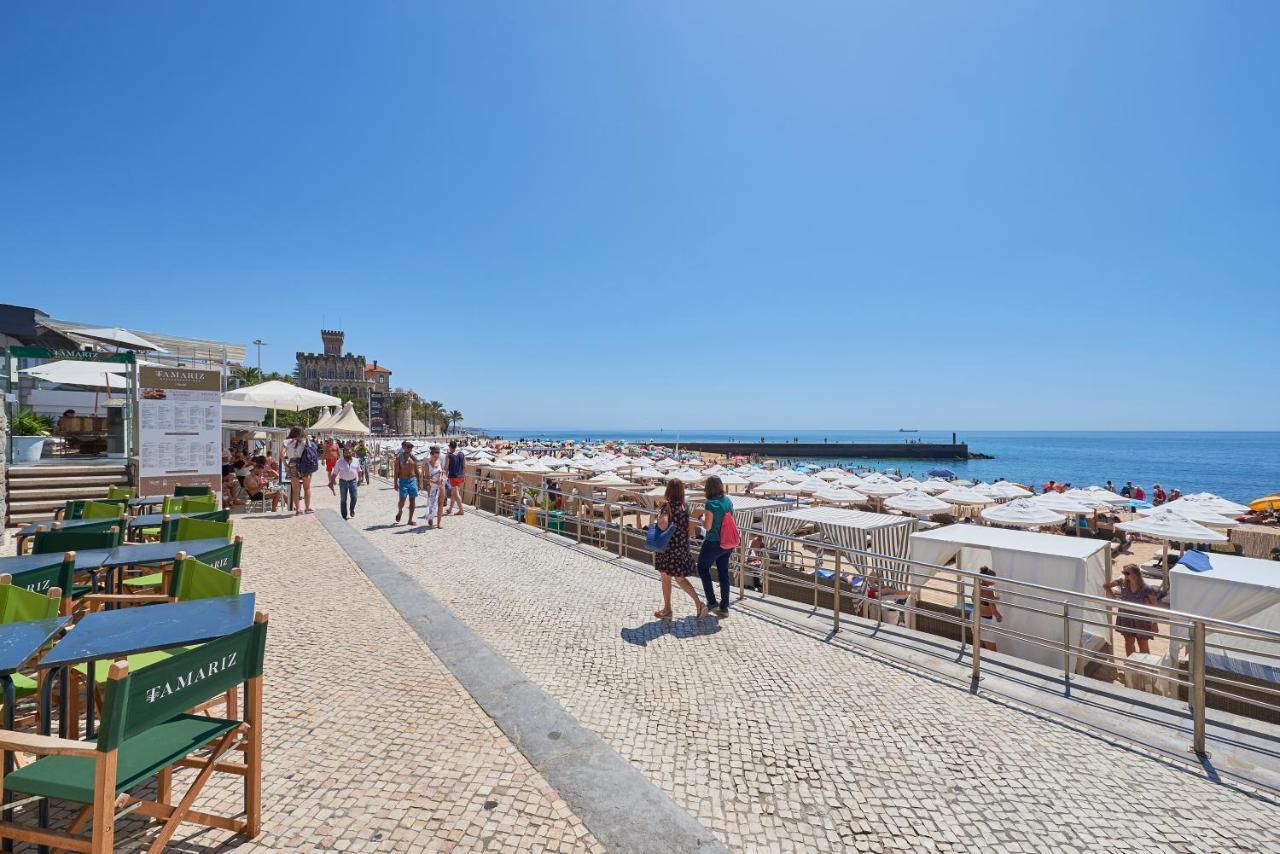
[{"x1": 482, "y1": 429, "x2": 1280, "y2": 503}]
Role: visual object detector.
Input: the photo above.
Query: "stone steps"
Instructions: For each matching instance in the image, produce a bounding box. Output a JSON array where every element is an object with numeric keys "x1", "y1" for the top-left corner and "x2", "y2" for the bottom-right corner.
[{"x1": 5, "y1": 464, "x2": 130, "y2": 527}]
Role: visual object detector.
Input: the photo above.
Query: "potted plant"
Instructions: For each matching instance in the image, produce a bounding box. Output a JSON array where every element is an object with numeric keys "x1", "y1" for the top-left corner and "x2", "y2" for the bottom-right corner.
[{"x1": 9, "y1": 408, "x2": 53, "y2": 463}]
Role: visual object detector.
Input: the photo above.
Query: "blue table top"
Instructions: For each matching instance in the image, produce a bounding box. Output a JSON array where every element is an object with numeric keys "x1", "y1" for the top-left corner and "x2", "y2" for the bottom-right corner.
[
  {"x1": 126, "y1": 511, "x2": 205, "y2": 529},
  {"x1": 103, "y1": 538, "x2": 231, "y2": 568},
  {"x1": 126, "y1": 496, "x2": 167, "y2": 507},
  {"x1": 0, "y1": 617, "x2": 71, "y2": 674},
  {"x1": 39, "y1": 594, "x2": 256, "y2": 667},
  {"x1": 14, "y1": 517, "x2": 115, "y2": 537},
  {"x1": 0, "y1": 549, "x2": 114, "y2": 574}
]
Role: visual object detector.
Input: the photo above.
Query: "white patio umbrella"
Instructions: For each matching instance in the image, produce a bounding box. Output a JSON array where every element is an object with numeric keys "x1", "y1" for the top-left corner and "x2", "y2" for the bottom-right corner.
[
  {"x1": 1137, "y1": 505, "x2": 1239, "y2": 528},
  {"x1": 859, "y1": 481, "x2": 907, "y2": 500},
  {"x1": 837, "y1": 474, "x2": 866, "y2": 488},
  {"x1": 669, "y1": 468, "x2": 704, "y2": 483},
  {"x1": 987, "y1": 482, "x2": 1033, "y2": 499},
  {"x1": 917, "y1": 478, "x2": 953, "y2": 495},
  {"x1": 1118, "y1": 511, "x2": 1228, "y2": 576},
  {"x1": 860, "y1": 473, "x2": 896, "y2": 486},
  {"x1": 748, "y1": 471, "x2": 780, "y2": 484},
  {"x1": 895, "y1": 477, "x2": 924, "y2": 490},
  {"x1": 1074, "y1": 486, "x2": 1129, "y2": 505},
  {"x1": 1031, "y1": 493, "x2": 1095, "y2": 514},
  {"x1": 718, "y1": 473, "x2": 749, "y2": 486},
  {"x1": 519, "y1": 460, "x2": 554, "y2": 473},
  {"x1": 1164, "y1": 493, "x2": 1249, "y2": 517},
  {"x1": 981, "y1": 499, "x2": 1066, "y2": 528},
  {"x1": 1062, "y1": 488, "x2": 1120, "y2": 508},
  {"x1": 70, "y1": 327, "x2": 166, "y2": 352},
  {"x1": 937, "y1": 487, "x2": 996, "y2": 506},
  {"x1": 588, "y1": 472, "x2": 632, "y2": 486},
  {"x1": 884, "y1": 490, "x2": 950, "y2": 515},
  {"x1": 20, "y1": 360, "x2": 128, "y2": 389},
  {"x1": 816, "y1": 469, "x2": 845, "y2": 481},
  {"x1": 813, "y1": 487, "x2": 869, "y2": 505},
  {"x1": 486, "y1": 458, "x2": 513, "y2": 469},
  {"x1": 632, "y1": 466, "x2": 665, "y2": 480},
  {"x1": 778, "y1": 470, "x2": 809, "y2": 484},
  {"x1": 223, "y1": 380, "x2": 340, "y2": 426},
  {"x1": 756, "y1": 480, "x2": 798, "y2": 495},
  {"x1": 654, "y1": 458, "x2": 680, "y2": 470},
  {"x1": 794, "y1": 478, "x2": 829, "y2": 494}
]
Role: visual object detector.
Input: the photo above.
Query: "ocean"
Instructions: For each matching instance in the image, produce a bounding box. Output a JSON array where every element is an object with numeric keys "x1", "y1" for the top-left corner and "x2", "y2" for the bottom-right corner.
[{"x1": 481, "y1": 429, "x2": 1280, "y2": 504}]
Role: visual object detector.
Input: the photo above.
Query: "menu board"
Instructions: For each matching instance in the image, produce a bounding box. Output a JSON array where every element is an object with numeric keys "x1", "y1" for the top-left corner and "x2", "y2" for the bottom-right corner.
[{"x1": 137, "y1": 367, "x2": 222, "y2": 498}]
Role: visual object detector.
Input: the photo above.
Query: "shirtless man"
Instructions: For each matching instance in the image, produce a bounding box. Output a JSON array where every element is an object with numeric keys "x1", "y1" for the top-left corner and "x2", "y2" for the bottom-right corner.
[{"x1": 394, "y1": 441, "x2": 422, "y2": 524}]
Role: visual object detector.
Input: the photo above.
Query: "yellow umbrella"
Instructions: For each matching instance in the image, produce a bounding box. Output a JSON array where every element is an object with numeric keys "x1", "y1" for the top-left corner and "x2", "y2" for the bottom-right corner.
[{"x1": 1249, "y1": 494, "x2": 1280, "y2": 512}]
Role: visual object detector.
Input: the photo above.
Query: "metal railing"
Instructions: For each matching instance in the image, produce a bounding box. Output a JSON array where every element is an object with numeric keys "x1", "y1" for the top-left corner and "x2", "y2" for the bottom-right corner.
[{"x1": 378, "y1": 461, "x2": 1280, "y2": 754}]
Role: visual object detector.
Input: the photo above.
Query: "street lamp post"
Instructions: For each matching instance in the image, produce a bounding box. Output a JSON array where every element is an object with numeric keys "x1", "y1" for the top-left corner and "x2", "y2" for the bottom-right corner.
[{"x1": 252, "y1": 339, "x2": 267, "y2": 371}]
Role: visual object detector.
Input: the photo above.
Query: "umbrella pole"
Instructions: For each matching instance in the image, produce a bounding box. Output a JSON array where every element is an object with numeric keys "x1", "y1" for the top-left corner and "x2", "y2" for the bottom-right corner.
[{"x1": 1162, "y1": 541, "x2": 1170, "y2": 589}]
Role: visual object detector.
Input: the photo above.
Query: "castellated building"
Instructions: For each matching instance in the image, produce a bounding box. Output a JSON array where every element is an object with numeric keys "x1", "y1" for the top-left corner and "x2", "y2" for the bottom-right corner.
[{"x1": 295, "y1": 329, "x2": 391, "y2": 405}]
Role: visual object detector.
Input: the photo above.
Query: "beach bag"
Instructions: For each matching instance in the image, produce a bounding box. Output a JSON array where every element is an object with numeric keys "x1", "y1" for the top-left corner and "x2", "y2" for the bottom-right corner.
[
  {"x1": 298, "y1": 442, "x2": 320, "y2": 475},
  {"x1": 719, "y1": 510, "x2": 741, "y2": 549},
  {"x1": 645, "y1": 505, "x2": 677, "y2": 553}
]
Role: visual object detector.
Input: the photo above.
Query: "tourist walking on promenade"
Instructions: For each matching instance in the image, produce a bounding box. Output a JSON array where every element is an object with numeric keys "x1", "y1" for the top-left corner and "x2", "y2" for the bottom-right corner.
[
  {"x1": 653, "y1": 479, "x2": 707, "y2": 619},
  {"x1": 334, "y1": 445, "x2": 362, "y2": 520},
  {"x1": 355, "y1": 440, "x2": 371, "y2": 485},
  {"x1": 323, "y1": 438, "x2": 340, "y2": 493},
  {"x1": 394, "y1": 441, "x2": 420, "y2": 525},
  {"x1": 446, "y1": 440, "x2": 466, "y2": 516},
  {"x1": 697, "y1": 475, "x2": 736, "y2": 617},
  {"x1": 284, "y1": 426, "x2": 316, "y2": 515},
  {"x1": 1105, "y1": 564, "x2": 1159, "y2": 656},
  {"x1": 423, "y1": 446, "x2": 446, "y2": 529}
]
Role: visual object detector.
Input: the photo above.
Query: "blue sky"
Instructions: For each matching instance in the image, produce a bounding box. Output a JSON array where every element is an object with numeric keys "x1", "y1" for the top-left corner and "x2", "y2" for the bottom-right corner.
[{"x1": 3, "y1": 3, "x2": 1277, "y2": 431}]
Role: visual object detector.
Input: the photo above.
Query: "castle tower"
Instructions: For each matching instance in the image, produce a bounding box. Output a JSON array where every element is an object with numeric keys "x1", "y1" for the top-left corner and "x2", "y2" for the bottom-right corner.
[{"x1": 320, "y1": 329, "x2": 344, "y2": 357}]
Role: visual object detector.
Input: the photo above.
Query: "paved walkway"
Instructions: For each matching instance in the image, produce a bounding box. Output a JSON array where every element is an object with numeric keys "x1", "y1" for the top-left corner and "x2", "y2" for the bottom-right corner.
[{"x1": 343, "y1": 481, "x2": 1280, "y2": 853}]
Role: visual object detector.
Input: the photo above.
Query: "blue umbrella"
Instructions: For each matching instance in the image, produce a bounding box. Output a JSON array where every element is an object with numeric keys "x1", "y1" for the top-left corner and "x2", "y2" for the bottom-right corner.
[
  {"x1": 1127, "y1": 499, "x2": 1153, "y2": 510},
  {"x1": 928, "y1": 468, "x2": 955, "y2": 478}
]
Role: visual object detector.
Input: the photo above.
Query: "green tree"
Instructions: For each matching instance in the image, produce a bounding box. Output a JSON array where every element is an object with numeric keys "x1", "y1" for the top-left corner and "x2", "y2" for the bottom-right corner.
[
  {"x1": 339, "y1": 394, "x2": 369, "y2": 421},
  {"x1": 233, "y1": 366, "x2": 263, "y2": 389},
  {"x1": 425, "y1": 400, "x2": 446, "y2": 435}
]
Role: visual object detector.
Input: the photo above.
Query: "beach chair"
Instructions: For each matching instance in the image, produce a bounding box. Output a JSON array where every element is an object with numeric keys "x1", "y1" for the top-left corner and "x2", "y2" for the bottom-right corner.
[
  {"x1": 5, "y1": 552, "x2": 82, "y2": 615},
  {"x1": 121, "y1": 536, "x2": 242, "y2": 595},
  {"x1": 0, "y1": 614, "x2": 267, "y2": 853},
  {"x1": 31, "y1": 527, "x2": 122, "y2": 556},
  {"x1": 160, "y1": 517, "x2": 233, "y2": 545},
  {"x1": 54, "y1": 498, "x2": 127, "y2": 522},
  {"x1": 105, "y1": 485, "x2": 136, "y2": 501},
  {"x1": 173, "y1": 485, "x2": 213, "y2": 498},
  {"x1": 80, "y1": 501, "x2": 126, "y2": 521},
  {"x1": 180, "y1": 495, "x2": 218, "y2": 513}
]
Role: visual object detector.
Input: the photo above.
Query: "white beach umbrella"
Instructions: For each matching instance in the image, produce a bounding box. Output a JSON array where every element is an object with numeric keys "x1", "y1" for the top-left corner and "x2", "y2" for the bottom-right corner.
[
  {"x1": 884, "y1": 490, "x2": 950, "y2": 515},
  {"x1": 632, "y1": 466, "x2": 665, "y2": 480},
  {"x1": 1076, "y1": 486, "x2": 1129, "y2": 505},
  {"x1": 520, "y1": 460, "x2": 554, "y2": 473},
  {"x1": 486, "y1": 458, "x2": 513, "y2": 469},
  {"x1": 895, "y1": 477, "x2": 924, "y2": 490},
  {"x1": 859, "y1": 481, "x2": 907, "y2": 498},
  {"x1": 756, "y1": 480, "x2": 798, "y2": 495},
  {"x1": 951, "y1": 479, "x2": 974, "y2": 487},
  {"x1": 1165, "y1": 493, "x2": 1250, "y2": 516},
  {"x1": 816, "y1": 469, "x2": 845, "y2": 481},
  {"x1": 20, "y1": 360, "x2": 129, "y2": 389},
  {"x1": 779, "y1": 470, "x2": 809, "y2": 484},
  {"x1": 1137, "y1": 506, "x2": 1239, "y2": 528},
  {"x1": 791, "y1": 478, "x2": 827, "y2": 495},
  {"x1": 837, "y1": 474, "x2": 866, "y2": 488},
  {"x1": 981, "y1": 499, "x2": 1066, "y2": 528},
  {"x1": 860, "y1": 473, "x2": 895, "y2": 486},
  {"x1": 748, "y1": 470, "x2": 780, "y2": 484},
  {"x1": 718, "y1": 473, "x2": 749, "y2": 486},
  {"x1": 917, "y1": 478, "x2": 953, "y2": 495},
  {"x1": 937, "y1": 487, "x2": 996, "y2": 506},
  {"x1": 987, "y1": 482, "x2": 1033, "y2": 499},
  {"x1": 669, "y1": 468, "x2": 704, "y2": 483},
  {"x1": 813, "y1": 487, "x2": 869, "y2": 505},
  {"x1": 1031, "y1": 493, "x2": 1094, "y2": 514},
  {"x1": 654, "y1": 458, "x2": 679, "y2": 470},
  {"x1": 588, "y1": 472, "x2": 632, "y2": 486},
  {"x1": 223, "y1": 380, "x2": 340, "y2": 414},
  {"x1": 1118, "y1": 512, "x2": 1229, "y2": 542},
  {"x1": 1062, "y1": 488, "x2": 1118, "y2": 508}
]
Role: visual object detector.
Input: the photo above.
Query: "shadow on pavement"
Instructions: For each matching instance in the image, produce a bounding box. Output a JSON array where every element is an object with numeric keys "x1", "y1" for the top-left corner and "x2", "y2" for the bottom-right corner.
[{"x1": 621, "y1": 616, "x2": 722, "y2": 646}]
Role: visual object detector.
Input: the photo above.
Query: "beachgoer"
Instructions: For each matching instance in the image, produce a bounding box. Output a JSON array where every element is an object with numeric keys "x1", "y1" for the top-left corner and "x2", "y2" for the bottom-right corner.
[
  {"x1": 284, "y1": 426, "x2": 314, "y2": 515},
  {"x1": 1152, "y1": 483, "x2": 1166, "y2": 505},
  {"x1": 244, "y1": 461, "x2": 284, "y2": 511},
  {"x1": 696, "y1": 475, "x2": 735, "y2": 617},
  {"x1": 1105, "y1": 480, "x2": 1116, "y2": 494},
  {"x1": 446, "y1": 440, "x2": 466, "y2": 516},
  {"x1": 393, "y1": 441, "x2": 420, "y2": 524},
  {"x1": 1105, "y1": 564, "x2": 1159, "y2": 655},
  {"x1": 1133, "y1": 484, "x2": 1146, "y2": 502},
  {"x1": 978, "y1": 567, "x2": 1003, "y2": 651},
  {"x1": 323, "y1": 438, "x2": 340, "y2": 493},
  {"x1": 423, "y1": 446, "x2": 445, "y2": 529},
  {"x1": 1121, "y1": 481, "x2": 1133, "y2": 497},
  {"x1": 334, "y1": 445, "x2": 361, "y2": 519},
  {"x1": 354, "y1": 440, "x2": 370, "y2": 485},
  {"x1": 653, "y1": 479, "x2": 706, "y2": 619},
  {"x1": 1168, "y1": 487, "x2": 1182, "y2": 502},
  {"x1": 222, "y1": 463, "x2": 248, "y2": 507},
  {"x1": 1042, "y1": 480, "x2": 1056, "y2": 494}
]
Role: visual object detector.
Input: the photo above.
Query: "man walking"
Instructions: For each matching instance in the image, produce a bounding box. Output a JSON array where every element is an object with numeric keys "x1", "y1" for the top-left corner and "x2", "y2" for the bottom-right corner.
[
  {"x1": 394, "y1": 441, "x2": 421, "y2": 525},
  {"x1": 335, "y1": 445, "x2": 362, "y2": 520},
  {"x1": 446, "y1": 440, "x2": 466, "y2": 516}
]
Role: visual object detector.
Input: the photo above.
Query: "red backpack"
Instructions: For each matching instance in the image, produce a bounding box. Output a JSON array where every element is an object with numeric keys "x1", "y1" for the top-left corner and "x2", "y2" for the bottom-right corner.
[{"x1": 719, "y1": 509, "x2": 741, "y2": 549}]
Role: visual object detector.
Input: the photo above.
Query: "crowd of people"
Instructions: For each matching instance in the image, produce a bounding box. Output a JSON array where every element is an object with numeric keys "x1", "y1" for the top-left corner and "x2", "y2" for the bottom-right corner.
[{"x1": 391, "y1": 439, "x2": 467, "y2": 528}]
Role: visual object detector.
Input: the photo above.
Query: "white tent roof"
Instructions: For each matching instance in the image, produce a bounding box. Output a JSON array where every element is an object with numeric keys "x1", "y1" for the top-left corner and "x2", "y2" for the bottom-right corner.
[
  {"x1": 70, "y1": 326, "x2": 166, "y2": 352},
  {"x1": 937, "y1": 487, "x2": 995, "y2": 506},
  {"x1": 326, "y1": 402, "x2": 370, "y2": 435},
  {"x1": 1164, "y1": 494, "x2": 1250, "y2": 517},
  {"x1": 1170, "y1": 553, "x2": 1280, "y2": 681},
  {"x1": 223, "y1": 380, "x2": 339, "y2": 411},
  {"x1": 310, "y1": 407, "x2": 337, "y2": 431},
  {"x1": 1137, "y1": 505, "x2": 1239, "y2": 528},
  {"x1": 981, "y1": 499, "x2": 1066, "y2": 528}
]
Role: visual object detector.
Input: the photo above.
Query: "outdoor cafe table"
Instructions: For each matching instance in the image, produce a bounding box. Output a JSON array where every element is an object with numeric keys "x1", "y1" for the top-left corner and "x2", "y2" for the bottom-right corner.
[
  {"x1": 37, "y1": 593, "x2": 256, "y2": 740},
  {"x1": 126, "y1": 494, "x2": 167, "y2": 515},
  {"x1": 0, "y1": 549, "x2": 114, "y2": 577},
  {"x1": 96, "y1": 538, "x2": 232, "y2": 592}
]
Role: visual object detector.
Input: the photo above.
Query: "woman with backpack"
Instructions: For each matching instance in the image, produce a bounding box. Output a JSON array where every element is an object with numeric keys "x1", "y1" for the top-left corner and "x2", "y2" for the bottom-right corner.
[
  {"x1": 284, "y1": 426, "x2": 316, "y2": 515},
  {"x1": 653, "y1": 479, "x2": 707, "y2": 619},
  {"x1": 697, "y1": 475, "x2": 738, "y2": 617}
]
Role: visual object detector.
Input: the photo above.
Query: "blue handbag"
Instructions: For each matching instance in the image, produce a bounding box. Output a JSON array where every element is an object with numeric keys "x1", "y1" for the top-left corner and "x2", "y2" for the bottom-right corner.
[{"x1": 645, "y1": 506, "x2": 676, "y2": 553}]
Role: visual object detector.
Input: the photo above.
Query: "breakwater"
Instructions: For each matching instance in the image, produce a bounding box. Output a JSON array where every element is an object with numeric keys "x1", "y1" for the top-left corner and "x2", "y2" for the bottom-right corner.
[{"x1": 676, "y1": 441, "x2": 971, "y2": 460}]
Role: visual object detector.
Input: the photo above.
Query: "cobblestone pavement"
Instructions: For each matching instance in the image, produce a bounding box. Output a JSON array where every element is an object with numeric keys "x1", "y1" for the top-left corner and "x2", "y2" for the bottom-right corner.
[
  {"x1": 347, "y1": 482, "x2": 1280, "y2": 853},
  {"x1": 5, "y1": 508, "x2": 602, "y2": 853}
]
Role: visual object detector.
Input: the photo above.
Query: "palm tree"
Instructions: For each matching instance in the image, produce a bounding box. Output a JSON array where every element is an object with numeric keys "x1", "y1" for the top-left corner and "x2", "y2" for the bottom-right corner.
[
  {"x1": 425, "y1": 400, "x2": 446, "y2": 436},
  {"x1": 447, "y1": 409, "x2": 463, "y2": 433},
  {"x1": 234, "y1": 366, "x2": 263, "y2": 388}
]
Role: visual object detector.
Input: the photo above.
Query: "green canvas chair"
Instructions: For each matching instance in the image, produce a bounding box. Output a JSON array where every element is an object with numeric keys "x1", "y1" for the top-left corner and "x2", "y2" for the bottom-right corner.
[
  {"x1": 0, "y1": 615, "x2": 268, "y2": 853},
  {"x1": 31, "y1": 526, "x2": 122, "y2": 556},
  {"x1": 179, "y1": 495, "x2": 218, "y2": 514},
  {"x1": 80, "y1": 500, "x2": 125, "y2": 521},
  {"x1": 122, "y1": 536, "x2": 242, "y2": 594},
  {"x1": 173, "y1": 484, "x2": 213, "y2": 497},
  {"x1": 105, "y1": 485, "x2": 136, "y2": 500},
  {"x1": 157, "y1": 510, "x2": 230, "y2": 543},
  {"x1": 54, "y1": 497, "x2": 127, "y2": 522},
  {"x1": 134, "y1": 497, "x2": 189, "y2": 541},
  {"x1": 0, "y1": 574, "x2": 63, "y2": 706},
  {"x1": 164, "y1": 517, "x2": 233, "y2": 544},
  {"x1": 5, "y1": 552, "x2": 79, "y2": 615}
]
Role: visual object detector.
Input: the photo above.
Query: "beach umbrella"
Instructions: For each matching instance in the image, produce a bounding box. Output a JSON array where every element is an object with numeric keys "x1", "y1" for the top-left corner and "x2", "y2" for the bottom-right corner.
[
  {"x1": 223, "y1": 380, "x2": 340, "y2": 426},
  {"x1": 859, "y1": 481, "x2": 907, "y2": 498},
  {"x1": 1075, "y1": 486, "x2": 1129, "y2": 505},
  {"x1": 896, "y1": 477, "x2": 924, "y2": 490},
  {"x1": 669, "y1": 468, "x2": 704, "y2": 483},
  {"x1": 20, "y1": 360, "x2": 129, "y2": 389},
  {"x1": 1137, "y1": 505, "x2": 1239, "y2": 528},
  {"x1": 860, "y1": 473, "x2": 895, "y2": 486},
  {"x1": 816, "y1": 469, "x2": 845, "y2": 481},
  {"x1": 747, "y1": 470, "x2": 779, "y2": 485},
  {"x1": 520, "y1": 460, "x2": 554, "y2": 473},
  {"x1": 836, "y1": 474, "x2": 866, "y2": 488},
  {"x1": 588, "y1": 472, "x2": 632, "y2": 486},
  {"x1": 69, "y1": 326, "x2": 166, "y2": 352},
  {"x1": 884, "y1": 489, "x2": 950, "y2": 515},
  {"x1": 718, "y1": 473, "x2": 749, "y2": 486},
  {"x1": 654, "y1": 458, "x2": 679, "y2": 470},
  {"x1": 981, "y1": 499, "x2": 1066, "y2": 528},
  {"x1": 779, "y1": 470, "x2": 809, "y2": 484},
  {"x1": 1031, "y1": 493, "x2": 1094, "y2": 514},
  {"x1": 1249, "y1": 494, "x2": 1280, "y2": 512},
  {"x1": 987, "y1": 482, "x2": 1033, "y2": 499},
  {"x1": 1118, "y1": 511, "x2": 1228, "y2": 577},
  {"x1": 813, "y1": 487, "x2": 869, "y2": 505},
  {"x1": 632, "y1": 466, "x2": 665, "y2": 480},
  {"x1": 917, "y1": 478, "x2": 953, "y2": 495},
  {"x1": 486, "y1": 458, "x2": 513, "y2": 469},
  {"x1": 1166, "y1": 493, "x2": 1250, "y2": 516},
  {"x1": 928, "y1": 468, "x2": 955, "y2": 479},
  {"x1": 792, "y1": 478, "x2": 828, "y2": 494},
  {"x1": 756, "y1": 480, "x2": 798, "y2": 495},
  {"x1": 937, "y1": 487, "x2": 995, "y2": 506}
]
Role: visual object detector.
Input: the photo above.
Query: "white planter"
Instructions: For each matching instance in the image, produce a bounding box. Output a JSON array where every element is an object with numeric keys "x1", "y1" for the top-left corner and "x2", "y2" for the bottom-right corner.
[{"x1": 11, "y1": 436, "x2": 46, "y2": 463}]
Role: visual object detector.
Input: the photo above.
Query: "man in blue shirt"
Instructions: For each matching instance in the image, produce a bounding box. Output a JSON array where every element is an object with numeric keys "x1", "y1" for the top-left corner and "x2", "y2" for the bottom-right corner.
[{"x1": 446, "y1": 440, "x2": 466, "y2": 516}]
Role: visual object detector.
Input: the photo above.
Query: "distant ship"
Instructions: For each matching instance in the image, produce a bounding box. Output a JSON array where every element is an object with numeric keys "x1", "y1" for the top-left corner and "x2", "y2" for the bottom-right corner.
[{"x1": 899, "y1": 428, "x2": 918, "y2": 432}]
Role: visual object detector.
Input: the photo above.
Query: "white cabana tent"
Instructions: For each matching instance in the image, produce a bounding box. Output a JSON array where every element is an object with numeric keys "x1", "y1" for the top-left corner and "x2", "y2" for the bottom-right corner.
[
  {"x1": 326, "y1": 402, "x2": 370, "y2": 435},
  {"x1": 1168, "y1": 552, "x2": 1280, "y2": 684},
  {"x1": 310, "y1": 407, "x2": 337, "y2": 431},
  {"x1": 981, "y1": 499, "x2": 1066, "y2": 529},
  {"x1": 765, "y1": 507, "x2": 918, "y2": 582},
  {"x1": 908, "y1": 525, "x2": 1111, "y2": 670}
]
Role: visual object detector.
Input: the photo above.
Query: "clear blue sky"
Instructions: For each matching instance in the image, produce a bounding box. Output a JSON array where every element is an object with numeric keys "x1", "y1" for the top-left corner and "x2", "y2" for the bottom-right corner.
[{"x1": 3, "y1": 3, "x2": 1277, "y2": 431}]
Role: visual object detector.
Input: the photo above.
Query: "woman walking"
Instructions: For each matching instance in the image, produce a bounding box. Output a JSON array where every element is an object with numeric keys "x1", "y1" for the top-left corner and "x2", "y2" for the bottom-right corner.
[
  {"x1": 653, "y1": 479, "x2": 707, "y2": 619},
  {"x1": 1105, "y1": 564, "x2": 1159, "y2": 656},
  {"x1": 423, "y1": 446, "x2": 446, "y2": 529},
  {"x1": 697, "y1": 475, "x2": 735, "y2": 617},
  {"x1": 283, "y1": 426, "x2": 315, "y2": 515}
]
